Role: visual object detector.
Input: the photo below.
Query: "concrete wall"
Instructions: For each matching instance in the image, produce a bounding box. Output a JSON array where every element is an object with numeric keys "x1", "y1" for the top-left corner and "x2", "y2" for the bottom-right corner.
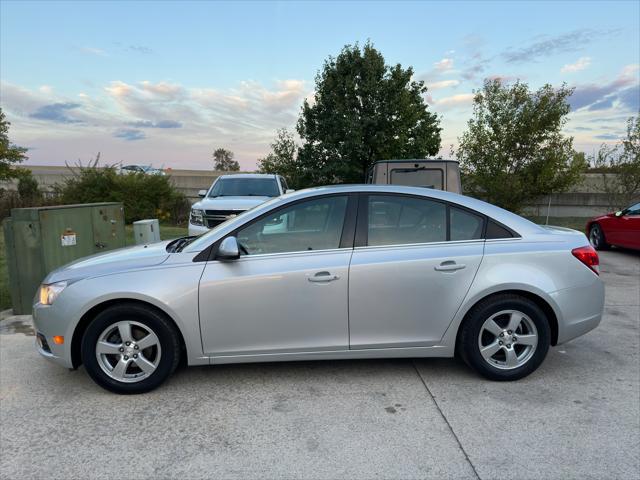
[
  {"x1": 0, "y1": 167, "x2": 628, "y2": 217},
  {"x1": 0, "y1": 166, "x2": 239, "y2": 204}
]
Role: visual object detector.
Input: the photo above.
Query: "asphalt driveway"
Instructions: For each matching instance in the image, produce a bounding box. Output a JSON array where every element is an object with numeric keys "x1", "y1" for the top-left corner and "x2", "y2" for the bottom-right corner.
[{"x1": 1, "y1": 250, "x2": 638, "y2": 479}]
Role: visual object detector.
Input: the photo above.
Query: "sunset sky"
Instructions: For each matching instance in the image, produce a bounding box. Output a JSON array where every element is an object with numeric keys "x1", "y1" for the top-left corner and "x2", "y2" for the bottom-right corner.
[{"x1": 1, "y1": 0, "x2": 639, "y2": 171}]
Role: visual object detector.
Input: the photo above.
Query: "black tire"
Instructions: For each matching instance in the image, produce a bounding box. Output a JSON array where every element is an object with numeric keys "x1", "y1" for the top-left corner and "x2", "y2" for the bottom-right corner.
[
  {"x1": 589, "y1": 223, "x2": 609, "y2": 250},
  {"x1": 81, "y1": 303, "x2": 181, "y2": 394},
  {"x1": 458, "y1": 294, "x2": 550, "y2": 381}
]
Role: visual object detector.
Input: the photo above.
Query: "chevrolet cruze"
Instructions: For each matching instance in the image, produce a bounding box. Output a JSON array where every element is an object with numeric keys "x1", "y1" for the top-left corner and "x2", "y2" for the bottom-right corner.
[{"x1": 32, "y1": 185, "x2": 604, "y2": 394}]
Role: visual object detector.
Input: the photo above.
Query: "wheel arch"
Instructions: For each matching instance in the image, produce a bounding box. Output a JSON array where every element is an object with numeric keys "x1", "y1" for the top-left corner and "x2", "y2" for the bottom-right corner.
[
  {"x1": 70, "y1": 298, "x2": 188, "y2": 369},
  {"x1": 454, "y1": 289, "x2": 559, "y2": 352}
]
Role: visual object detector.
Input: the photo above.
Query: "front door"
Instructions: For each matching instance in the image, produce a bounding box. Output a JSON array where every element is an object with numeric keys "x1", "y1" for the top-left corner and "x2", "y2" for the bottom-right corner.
[
  {"x1": 349, "y1": 194, "x2": 484, "y2": 349},
  {"x1": 199, "y1": 195, "x2": 354, "y2": 356}
]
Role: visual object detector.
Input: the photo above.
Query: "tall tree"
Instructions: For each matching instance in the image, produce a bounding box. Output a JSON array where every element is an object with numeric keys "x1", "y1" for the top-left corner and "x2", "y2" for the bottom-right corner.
[
  {"x1": 0, "y1": 108, "x2": 28, "y2": 180},
  {"x1": 212, "y1": 148, "x2": 240, "y2": 171},
  {"x1": 296, "y1": 42, "x2": 441, "y2": 185},
  {"x1": 257, "y1": 129, "x2": 304, "y2": 188},
  {"x1": 592, "y1": 113, "x2": 640, "y2": 209},
  {"x1": 456, "y1": 79, "x2": 586, "y2": 213}
]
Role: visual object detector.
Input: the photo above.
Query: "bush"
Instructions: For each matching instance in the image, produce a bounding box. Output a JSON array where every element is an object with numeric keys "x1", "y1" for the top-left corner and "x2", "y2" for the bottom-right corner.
[
  {"x1": 0, "y1": 170, "x2": 49, "y2": 220},
  {"x1": 54, "y1": 158, "x2": 190, "y2": 224}
]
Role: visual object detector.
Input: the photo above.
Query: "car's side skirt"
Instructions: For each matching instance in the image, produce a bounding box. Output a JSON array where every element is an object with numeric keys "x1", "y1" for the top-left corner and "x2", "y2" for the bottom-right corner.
[{"x1": 205, "y1": 345, "x2": 453, "y2": 365}]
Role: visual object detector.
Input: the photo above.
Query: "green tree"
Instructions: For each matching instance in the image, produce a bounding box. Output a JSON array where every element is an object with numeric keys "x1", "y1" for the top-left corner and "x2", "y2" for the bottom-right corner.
[
  {"x1": 592, "y1": 114, "x2": 640, "y2": 209},
  {"x1": 257, "y1": 128, "x2": 304, "y2": 188},
  {"x1": 296, "y1": 42, "x2": 441, "y2": 185},
  {"x1": 212, "y1": 148, "x2": 240, "y2": 171},
  {"x1": 456, "y1": 79, "x2": 586, "y2": 213},
  {"x1": 0, "y1": 108, "x2": 28, "y2": 180}
]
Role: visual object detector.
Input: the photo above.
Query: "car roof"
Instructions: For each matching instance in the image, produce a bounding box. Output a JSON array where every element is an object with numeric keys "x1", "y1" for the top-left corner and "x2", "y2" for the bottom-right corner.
[
  {"x1": 218, "y1": 173, "x2": 277, "y2": 179},
  {"x1": 282, "y1": 184, "x2": 544, "y2": 235}
]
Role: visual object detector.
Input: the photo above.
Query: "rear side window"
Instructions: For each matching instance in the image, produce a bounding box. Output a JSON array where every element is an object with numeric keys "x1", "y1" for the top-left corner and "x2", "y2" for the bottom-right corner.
[
  {"x1": 367, "y1": 195, "x2": 447, "y2": 246},
  {"x1": 486, "y1": 220, "x2": 514, "y2": 239},
  {"x1": 450, "y1": 207, "x2": 483, "y2": 241}
]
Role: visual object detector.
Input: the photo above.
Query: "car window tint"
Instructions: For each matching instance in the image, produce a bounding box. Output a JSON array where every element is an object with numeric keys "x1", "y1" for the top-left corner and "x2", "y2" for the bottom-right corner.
[
  {"x1": 626, "y1": 203, "x2": 640, "y2": 215},
  {"x1": 367, "y1": 195, "x2": 446, "y2": 246},
  {"x1": 485, "y1": 220, "x2": 514, "y2": 239},
  {"x1": 237, "y1": 196, "x2": 348, "y2": 255},
  {"x1": 450, "y1": 207, "x2": 484, "y2": 241}
]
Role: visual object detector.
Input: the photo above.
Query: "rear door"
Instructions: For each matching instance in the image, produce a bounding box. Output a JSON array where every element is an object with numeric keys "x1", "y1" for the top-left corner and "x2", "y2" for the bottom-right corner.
[{"x1": 348, "y1": 194, "x2": 484, "y2": 349}]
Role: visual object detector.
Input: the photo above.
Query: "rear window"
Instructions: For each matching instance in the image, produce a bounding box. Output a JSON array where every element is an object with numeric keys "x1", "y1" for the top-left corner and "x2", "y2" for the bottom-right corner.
[
  {"x1": 389, "y1": 168, "x2": 444, "y2": 189},
  {"x1": 209, "y1": 178, "x2": 279, "y2": 197}
]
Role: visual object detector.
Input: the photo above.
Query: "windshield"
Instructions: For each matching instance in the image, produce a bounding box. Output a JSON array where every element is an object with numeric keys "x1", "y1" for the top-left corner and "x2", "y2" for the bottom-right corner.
[
  {"x1": 184, "y1": 195, "x2": 286, "y2": 252},
  {"x1": 209, "y1": 178, "x2": 279, "y2": 197}
]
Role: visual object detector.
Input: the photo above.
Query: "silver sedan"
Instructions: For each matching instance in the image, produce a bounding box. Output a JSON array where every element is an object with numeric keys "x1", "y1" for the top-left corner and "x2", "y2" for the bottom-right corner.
[{"x1": 32, "y1": 185, "x2": 604, "y2": 394}]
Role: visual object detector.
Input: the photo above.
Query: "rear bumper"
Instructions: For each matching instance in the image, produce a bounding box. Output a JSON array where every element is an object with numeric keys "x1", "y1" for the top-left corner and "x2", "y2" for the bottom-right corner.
[{"x1": 552, "y1": 277, "x2": 605, "y2": 344}]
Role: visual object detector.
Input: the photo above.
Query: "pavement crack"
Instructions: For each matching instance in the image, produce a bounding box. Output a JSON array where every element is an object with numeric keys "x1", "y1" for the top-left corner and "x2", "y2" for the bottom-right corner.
[{"x1": 412, "y1": 361, "x2": 481, "y2": 480}]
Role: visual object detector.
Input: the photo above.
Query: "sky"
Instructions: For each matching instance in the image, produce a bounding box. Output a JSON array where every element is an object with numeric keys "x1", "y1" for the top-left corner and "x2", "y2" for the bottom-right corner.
[{"x1": 1, "y1": 0, "x2": 639, "y2": 171}]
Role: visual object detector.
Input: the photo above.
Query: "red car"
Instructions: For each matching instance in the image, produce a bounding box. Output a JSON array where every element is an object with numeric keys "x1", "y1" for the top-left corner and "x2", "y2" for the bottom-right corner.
[{"x1": 586, "y1": 202, "x2": 640, "y2": 251}]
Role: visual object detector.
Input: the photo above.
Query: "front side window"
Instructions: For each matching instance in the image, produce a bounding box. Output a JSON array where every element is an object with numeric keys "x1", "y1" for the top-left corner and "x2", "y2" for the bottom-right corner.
[
  {"x1": 367, "y1": 195, "x2": 447, "y2": 246},
  {"x1": 209, "y1": 178, "x2": 280, "y2": 198},
  {"x1": 237, "y1": 196, "x2": 349, "y2": 255}
]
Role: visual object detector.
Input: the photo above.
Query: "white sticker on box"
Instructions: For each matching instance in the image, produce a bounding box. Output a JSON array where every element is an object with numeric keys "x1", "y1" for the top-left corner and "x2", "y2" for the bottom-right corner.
[{"x1": 61, "y1": 232, "x2": 77, "y2": 246}]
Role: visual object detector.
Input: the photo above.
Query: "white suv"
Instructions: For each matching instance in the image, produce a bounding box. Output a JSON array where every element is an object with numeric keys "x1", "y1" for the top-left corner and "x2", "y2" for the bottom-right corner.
[{"x1": 189, "y1": 174, "x2": 290, "y2": 236}]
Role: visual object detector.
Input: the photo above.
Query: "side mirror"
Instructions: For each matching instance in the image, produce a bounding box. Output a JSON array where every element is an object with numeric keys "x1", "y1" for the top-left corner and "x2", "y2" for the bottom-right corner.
[
  {"x1": 615, "y1": 210, "x2": 623, "y2": 217},
  {"x1": 216, "y1": 236, "x2": 240, "y2": 260},
  {"x1": 285, "y1": 189, "x2": 295, "y2": 194},
  {"x1": 198, "y1": 190, "x2": 207, "y2": 198}
]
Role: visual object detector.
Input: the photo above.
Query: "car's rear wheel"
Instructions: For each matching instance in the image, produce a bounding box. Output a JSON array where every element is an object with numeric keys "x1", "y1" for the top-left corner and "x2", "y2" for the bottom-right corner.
[
  {"x1": 458, "y1": 294, "x2": 550, "y2": 381},
  {"x1": 81, "y1": 303, "x2": 180, "y2": 394},
  {"x1": 589, "y1": 223, "x2": 609, "y2": 250}
]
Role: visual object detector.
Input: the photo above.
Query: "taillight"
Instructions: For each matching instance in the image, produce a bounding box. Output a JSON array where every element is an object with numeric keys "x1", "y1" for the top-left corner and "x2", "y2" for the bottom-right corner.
[{"x1": 572, "y1": 245, "x2": 599, "y2": 275}]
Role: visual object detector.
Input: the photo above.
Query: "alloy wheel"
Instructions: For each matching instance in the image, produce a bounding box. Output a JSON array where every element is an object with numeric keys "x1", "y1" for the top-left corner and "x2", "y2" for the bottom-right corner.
[
  {"x1": 477, "y1": 310, "x2": 538, "y2": 370},
  {"x1": 95, "y1": 320, "x2": 162, "y2": 383}
]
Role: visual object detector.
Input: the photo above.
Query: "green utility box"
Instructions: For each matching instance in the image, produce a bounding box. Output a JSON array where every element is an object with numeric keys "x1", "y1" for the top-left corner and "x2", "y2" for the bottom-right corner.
[{"x1": 3, "y1": 202, "x2": 126, "y2": 314}]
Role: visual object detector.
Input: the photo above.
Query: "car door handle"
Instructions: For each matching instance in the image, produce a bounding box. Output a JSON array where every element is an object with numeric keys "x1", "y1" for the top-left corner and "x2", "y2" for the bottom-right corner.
[
  {"x1": 434, "y1": 261, "x2": 466, "y2": 272},
  {"x1": 307, "y1": 271, "x2": 340, "y2": 283}
]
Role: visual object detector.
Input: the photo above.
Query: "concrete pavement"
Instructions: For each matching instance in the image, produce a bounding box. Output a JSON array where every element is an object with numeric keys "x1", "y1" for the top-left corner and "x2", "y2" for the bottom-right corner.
[{"x1": 1, "y1": 250, "x2": 638, "y2": 479}]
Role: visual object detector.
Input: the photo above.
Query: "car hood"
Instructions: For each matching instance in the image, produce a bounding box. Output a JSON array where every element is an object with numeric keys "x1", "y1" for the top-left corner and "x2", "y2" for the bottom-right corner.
[
  {"x1": 192, "y1": 196, "x2": 272, "y2": 211},
  {"x1": 44, "y1": 241, "x2": 172, "y2": 284}
]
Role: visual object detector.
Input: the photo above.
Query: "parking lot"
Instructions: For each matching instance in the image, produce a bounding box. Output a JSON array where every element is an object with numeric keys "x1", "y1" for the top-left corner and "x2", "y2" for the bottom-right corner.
[{"x1": 0, "y1": 249, "x2": 638, "y2": 479}]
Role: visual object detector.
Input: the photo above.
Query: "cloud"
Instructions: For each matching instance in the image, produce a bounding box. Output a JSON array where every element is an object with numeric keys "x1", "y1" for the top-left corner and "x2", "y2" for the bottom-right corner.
[
  {"x1": 594, "y1": 133, "x2": 620, "y2": 140},
  {"x1": 127, "y1": 119, "x2": 183, "y2": 128},
  {"x1": 113, "y1": 128, "x2": 146, "y2": 141},
  {"x1": 503, "y1": 29, "x2": 618, "y2": 63},
  {"x1": 434, "y1": 58, "x2": 454, "y2": 71},
  {"x1": 29, "y1": 103, "x2": 82, "y2": 123},
  {"x1": 127, "y1": 45, "x2": 153, "y2": 54},
  {"x1": 569, "y1": 64, "x2": 639, "y2": 111},
  {"x1": 561, "y1": 57, "x2": 591, "y2": 73},
  {"x1": 427, "y1": 80, "x2": 460, "y2": 90},
  {"x1": 80, "y1": 46, "x2": 107, "y2": 56},
  {"x1": 431, "y1": 93, "x2": 475, "y2": 110}
]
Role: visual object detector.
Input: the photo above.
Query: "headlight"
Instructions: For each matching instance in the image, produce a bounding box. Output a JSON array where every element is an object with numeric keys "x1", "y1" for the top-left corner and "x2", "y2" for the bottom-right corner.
[
  {"x1": 38, "y1": 282, "x2": 67, "y2": 306},
  {"x1": 190, "y1": 208, "x2": 205, "y2": 226}
]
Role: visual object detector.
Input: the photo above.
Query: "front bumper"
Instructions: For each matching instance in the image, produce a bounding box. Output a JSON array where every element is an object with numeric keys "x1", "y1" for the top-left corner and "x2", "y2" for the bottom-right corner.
[{"x1": 32, "y1": 302, "x2": 74, "y2": 368}]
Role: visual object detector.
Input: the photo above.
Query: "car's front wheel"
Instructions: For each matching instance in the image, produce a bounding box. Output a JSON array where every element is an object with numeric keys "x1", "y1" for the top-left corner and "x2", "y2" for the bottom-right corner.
[
  {"x1": 589, "y1": 223, "x2": 609, "y2": 250},
  {"x1": 458, "y1": 294, "x2": 550, "y2": 381},
  {"x1": 81, "y1": 303, "x2": 181, "y2": 394}
]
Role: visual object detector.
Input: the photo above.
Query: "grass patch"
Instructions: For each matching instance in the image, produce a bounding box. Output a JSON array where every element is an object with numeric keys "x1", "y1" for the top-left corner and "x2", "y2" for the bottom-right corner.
[{"x1": 0, "y1": 224, "x2": 188, "y2": 312}]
